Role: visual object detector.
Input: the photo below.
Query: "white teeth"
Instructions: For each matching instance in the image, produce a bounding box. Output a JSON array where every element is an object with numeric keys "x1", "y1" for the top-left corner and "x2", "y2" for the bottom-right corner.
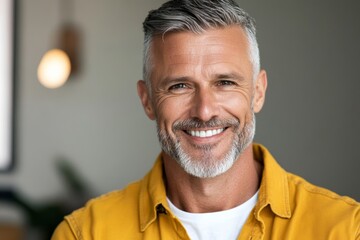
[{"x1": 188, "y1": 128, "x2": 224, "y2": 138}]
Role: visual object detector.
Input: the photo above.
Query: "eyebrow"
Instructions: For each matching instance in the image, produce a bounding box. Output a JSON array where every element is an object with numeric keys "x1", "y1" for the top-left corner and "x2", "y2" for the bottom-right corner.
[{"x1": 214, "y1": 72, "x2": 245, "y2": 82}]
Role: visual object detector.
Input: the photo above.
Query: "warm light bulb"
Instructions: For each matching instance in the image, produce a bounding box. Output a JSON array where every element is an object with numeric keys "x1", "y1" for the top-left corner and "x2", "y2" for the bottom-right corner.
[{"x1": 37, "y1": 49, "x2": 71, "y2": 89}]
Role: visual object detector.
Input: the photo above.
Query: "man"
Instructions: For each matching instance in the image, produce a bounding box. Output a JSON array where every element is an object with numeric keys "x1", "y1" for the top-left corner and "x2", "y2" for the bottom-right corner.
[{"x1": 52, "y1": 0, "x2": 360, "y2": 239}]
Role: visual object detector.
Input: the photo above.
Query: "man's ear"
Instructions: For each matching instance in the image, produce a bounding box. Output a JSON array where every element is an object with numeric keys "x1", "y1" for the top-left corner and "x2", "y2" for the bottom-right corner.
[
  {"x1": 137, "y1": 80, "x2": 156, "y2": 120},
  {"x1": 253, "y1": 70, "x2": 268, "y2": 113}
]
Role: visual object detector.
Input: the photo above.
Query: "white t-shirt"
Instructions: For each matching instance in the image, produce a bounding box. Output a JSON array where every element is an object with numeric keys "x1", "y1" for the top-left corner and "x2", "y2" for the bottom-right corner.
[{"x1": 167, "y1": 191, "x2": 258, "y2": 240}]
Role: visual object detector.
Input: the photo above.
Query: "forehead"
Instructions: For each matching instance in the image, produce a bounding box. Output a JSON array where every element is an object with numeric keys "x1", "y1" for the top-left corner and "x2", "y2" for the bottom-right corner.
[{"x1": 149, "y1": 26, "x2": 252, "y2": 81}]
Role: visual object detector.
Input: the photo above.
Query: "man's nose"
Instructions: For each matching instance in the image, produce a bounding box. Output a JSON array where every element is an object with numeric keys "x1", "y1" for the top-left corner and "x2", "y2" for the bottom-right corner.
[{"x1": 190, "y1": 88, "x2": 220, "y2": 122}]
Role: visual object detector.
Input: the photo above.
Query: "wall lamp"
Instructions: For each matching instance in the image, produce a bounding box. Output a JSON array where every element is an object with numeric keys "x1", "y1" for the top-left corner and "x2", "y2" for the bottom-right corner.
[{"x1": 37, "y1": 0, "x2": 80, "y2": 89}]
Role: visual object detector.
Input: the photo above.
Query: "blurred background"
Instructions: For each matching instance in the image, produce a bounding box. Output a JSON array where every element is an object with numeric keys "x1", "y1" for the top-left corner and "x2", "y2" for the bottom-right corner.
[{"x1": 0, "y1": 0, "x2": 359, "y2": 239}]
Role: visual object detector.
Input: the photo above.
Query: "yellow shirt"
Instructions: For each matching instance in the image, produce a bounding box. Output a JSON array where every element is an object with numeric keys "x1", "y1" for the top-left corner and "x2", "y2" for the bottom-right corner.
[{"x1": 52, "y1": 144, "x2": 360, "y2": 239}]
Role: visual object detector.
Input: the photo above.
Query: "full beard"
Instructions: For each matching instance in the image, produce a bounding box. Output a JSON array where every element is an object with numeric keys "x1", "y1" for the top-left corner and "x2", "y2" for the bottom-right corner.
[{"x1": 157, "y1": 112, "x2": 256, "y2": 178}]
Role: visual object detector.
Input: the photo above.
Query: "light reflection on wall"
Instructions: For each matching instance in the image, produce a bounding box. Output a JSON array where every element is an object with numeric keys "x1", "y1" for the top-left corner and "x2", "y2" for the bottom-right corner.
[{"x1": 0, "y1": 0, "x2": 14, "y2": 171}]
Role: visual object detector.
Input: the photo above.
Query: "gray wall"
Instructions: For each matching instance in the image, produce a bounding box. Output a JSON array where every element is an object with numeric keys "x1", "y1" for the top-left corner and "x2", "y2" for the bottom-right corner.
[{"x1": 0, "y1": 0, "x2": 359, "y2": 205}]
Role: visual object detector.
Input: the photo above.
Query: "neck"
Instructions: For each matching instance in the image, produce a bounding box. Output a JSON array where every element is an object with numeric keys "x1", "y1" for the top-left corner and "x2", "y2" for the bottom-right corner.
[{"x1": 163, "y1": 144, "x2": 262, "y2": 213}]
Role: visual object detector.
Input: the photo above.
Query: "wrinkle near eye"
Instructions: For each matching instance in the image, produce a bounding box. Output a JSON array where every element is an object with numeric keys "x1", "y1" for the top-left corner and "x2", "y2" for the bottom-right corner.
[{"x1": 153, "y1": 87, "x2": 190, "y2": 109}]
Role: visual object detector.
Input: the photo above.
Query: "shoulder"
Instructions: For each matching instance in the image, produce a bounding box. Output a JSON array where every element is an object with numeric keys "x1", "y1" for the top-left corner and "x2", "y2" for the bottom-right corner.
[
  {"x1": 81, "y1": 180, "x2": 141, "y2": 212},
  {"x1": 62, "y1": 181, "x2": 143, "y2": 238},
  {"x1": 73, "y1": 179, "x2": 141, "y2": 218},
  {"x1": 286, "y1": 172, "x2": 359, "y2": 237},
  {"x1": 287, "y1": 172, "x2": 359, "y2": 208}
]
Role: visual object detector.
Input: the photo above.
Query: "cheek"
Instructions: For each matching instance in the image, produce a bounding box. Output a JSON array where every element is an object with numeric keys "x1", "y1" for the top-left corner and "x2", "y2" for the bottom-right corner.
[
  {"x1": 155, "y1": 95, "x2": 191, "y2": 128},
  {"x1": 219, "y1": 91, "x2": 252, "y2": 116}
]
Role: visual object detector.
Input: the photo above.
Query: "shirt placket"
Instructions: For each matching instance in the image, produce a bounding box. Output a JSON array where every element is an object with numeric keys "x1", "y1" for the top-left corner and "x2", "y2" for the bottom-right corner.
[{"x1": 156, "y1": 204, "x2": 190, "y2": 240}]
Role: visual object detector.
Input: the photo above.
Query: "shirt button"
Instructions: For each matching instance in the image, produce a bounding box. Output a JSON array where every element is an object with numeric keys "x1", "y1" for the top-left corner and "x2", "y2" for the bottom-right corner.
[{"x1": 156, "y1": 204, "x2": 167, "y2": 214}]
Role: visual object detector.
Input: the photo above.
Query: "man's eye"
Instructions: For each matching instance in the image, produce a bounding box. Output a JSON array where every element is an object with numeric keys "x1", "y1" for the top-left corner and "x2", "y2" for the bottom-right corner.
[
  {"x1": 218, "y1": 80, "x2": 236, "y2": 86},
  {"x1": 169, "y1": 83, "x2": 187, "y2": 90}
]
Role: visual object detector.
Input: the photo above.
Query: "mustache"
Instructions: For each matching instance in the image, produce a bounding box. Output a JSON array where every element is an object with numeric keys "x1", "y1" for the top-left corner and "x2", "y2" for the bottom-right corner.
[{"x1": 173, "y1": 117, "x2": 240, "y2": 130}]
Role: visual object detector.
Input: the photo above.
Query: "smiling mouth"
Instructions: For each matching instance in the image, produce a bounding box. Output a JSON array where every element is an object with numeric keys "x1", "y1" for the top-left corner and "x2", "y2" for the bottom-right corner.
[{"x1": 185, "y1": 128, "x2": 225, "y2": 138}]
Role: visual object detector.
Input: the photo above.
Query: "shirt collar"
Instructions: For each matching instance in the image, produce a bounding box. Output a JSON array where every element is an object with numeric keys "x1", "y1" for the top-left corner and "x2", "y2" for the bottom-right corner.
[
  {"x1": 139, "y1": 144, "x2": 292, "y2": 231},
  {"x1": 253, "y1": 144, "x2": 291, "y2": 219},
  {"x1": 139, "y1": 154, "x2": 168, "y2": 232}
]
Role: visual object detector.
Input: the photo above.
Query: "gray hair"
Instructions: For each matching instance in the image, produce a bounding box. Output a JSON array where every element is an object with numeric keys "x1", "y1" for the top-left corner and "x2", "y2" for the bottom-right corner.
[{"x1": 142, "y1": 0, "x2": 260, "y2": 88}]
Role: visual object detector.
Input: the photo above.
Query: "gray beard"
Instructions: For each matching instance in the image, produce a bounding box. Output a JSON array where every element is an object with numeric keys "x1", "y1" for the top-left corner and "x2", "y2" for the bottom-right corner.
[{"x1": 157, "y1": 113, "x2": 256, "y2": 178}]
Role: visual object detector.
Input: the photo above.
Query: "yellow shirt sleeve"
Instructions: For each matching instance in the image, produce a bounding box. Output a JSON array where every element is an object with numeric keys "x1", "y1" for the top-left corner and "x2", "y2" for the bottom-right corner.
[{"x1": 51, "y1": 220, "x2": 77, "y2": 240}]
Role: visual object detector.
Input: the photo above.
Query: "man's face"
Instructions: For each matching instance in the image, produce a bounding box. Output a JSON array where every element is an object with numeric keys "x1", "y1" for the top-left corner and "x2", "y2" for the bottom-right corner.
[{"x1": 138, "y1": 26, "x2": 267, "y2": 178}]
